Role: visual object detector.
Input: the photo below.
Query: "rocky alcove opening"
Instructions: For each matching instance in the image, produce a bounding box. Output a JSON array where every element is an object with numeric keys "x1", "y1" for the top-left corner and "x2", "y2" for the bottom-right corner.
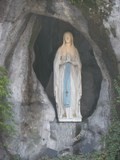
[
  {"x1": 33, "y1": 16, "x2": 102, "y2": 120},
  {"x1": 0, "y1": 0, "x2": 118, "y2": 159}
]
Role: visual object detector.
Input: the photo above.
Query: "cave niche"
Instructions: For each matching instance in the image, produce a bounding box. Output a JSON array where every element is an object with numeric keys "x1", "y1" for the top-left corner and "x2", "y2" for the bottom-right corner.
[{"x1": 33, "y1": 16, "x2": 102, "y2": 119}]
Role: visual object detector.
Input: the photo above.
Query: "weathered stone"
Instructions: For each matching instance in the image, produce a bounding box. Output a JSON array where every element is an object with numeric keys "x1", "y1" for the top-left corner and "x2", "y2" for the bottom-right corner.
[
  {"x1": 0, "y1": 148, "x2": 9, "y2": 160},
  {"x1": 0, "y1": 0, "x2": 118, "y2": 159},
  {"x1": 50, "y1": 122, "x2": 76, "y2": 151},
  {"x1": 34, "y1": 16, "x2": 102, "y2": 119},
  {"x1": 103, "y1": 0, "x2": 120, "y2": 72},
  {"x1": 73, "y1": 80, "x2": 111, "y2": 153},
  {"x1": 38, "y1": 148, "x2": 58, "y2": 159}
]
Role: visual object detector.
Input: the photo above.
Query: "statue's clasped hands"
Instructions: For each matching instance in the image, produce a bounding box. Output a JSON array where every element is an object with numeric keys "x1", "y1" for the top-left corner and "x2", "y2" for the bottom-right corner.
[{"x1": 66, "y1": 55, "x2": 71, "y2": 62}]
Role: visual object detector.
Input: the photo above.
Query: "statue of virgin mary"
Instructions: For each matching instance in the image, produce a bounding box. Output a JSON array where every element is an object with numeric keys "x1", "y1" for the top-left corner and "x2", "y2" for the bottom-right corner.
[{"x1": 54, "y1": 32, "x2": 82, "y2": 122}]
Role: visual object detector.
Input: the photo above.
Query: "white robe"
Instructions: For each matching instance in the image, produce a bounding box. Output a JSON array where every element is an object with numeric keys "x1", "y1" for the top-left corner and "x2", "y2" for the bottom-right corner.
[{"x1": 54, "y1": 46, "x2": 82, "y2": 122}]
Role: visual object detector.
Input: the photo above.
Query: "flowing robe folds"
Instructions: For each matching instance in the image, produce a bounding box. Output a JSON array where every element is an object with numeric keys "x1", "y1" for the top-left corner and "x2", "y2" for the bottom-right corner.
[{"x1": 54, "y1": 43, "x2": 82, "y2": 122}]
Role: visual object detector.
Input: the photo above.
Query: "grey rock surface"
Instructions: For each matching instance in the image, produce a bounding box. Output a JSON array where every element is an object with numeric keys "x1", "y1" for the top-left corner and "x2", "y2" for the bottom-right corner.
[
  {"x1": 103, "y1": 0, "x2": 120, "y2": 71},
  {"x1": 34, "y1": 16, "x2": 102, "y2": 119},
  {"x1": 0, "y1": 0, "x2": 117, "y2": 159}
]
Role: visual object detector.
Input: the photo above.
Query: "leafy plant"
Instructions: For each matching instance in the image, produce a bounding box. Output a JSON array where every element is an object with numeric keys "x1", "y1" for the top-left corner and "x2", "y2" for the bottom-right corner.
[
  {"x1": 70, "y1": 0, "x2": 97, "y2": 6},
  {"x1": 0, "y1": 66, "x2": 13, "y2": 135},
  {"x1": 114, "y1": 75, "x2": 120, "y2": 104},
  {"x1": 42, "y1": 76, "x2": 120, "y2": 160},
  {"x1": 70, "y1": 0, "x2": 113, "y2": 19}
]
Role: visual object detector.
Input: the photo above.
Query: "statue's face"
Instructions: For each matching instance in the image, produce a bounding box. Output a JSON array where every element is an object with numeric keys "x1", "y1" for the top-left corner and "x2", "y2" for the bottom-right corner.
[{"x1": 64, "y1": 33, "x2": 72, "y2": 44}]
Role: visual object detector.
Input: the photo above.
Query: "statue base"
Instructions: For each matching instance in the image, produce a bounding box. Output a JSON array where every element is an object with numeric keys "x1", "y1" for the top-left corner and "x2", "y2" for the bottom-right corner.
[{"x1": 58, "y1": 117, "x2": 82, "y2": 122}]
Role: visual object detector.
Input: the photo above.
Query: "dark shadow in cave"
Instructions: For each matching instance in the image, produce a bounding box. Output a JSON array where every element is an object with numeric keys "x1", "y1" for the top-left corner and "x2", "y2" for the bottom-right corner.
[{"x1": 33, "y1": 16, "x2": 102, "y2": 119}]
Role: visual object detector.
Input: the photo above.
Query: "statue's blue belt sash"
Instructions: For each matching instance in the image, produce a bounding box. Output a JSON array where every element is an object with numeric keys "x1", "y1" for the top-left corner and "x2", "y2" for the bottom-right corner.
[{"x1": 63, "y1": 62, "x2": 71, "y2": 107}]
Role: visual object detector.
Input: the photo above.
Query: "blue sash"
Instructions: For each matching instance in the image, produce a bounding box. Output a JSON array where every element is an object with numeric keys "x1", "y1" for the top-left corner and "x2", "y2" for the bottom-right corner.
[{"x1": 63, "y1": 63, "x2": 71, "y2": 107}]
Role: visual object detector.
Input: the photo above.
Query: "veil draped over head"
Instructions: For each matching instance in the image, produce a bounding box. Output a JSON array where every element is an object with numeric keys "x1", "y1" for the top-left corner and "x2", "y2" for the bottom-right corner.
[
  {"x1": 60, "y1": 32, "x2": 77, "y2": 58},
  {"x1": 54, "y1": 32, "x2": 82, "y2": 122},
  {"x1": 63, "y1": 32, "x2": 74, "y2": 45}
]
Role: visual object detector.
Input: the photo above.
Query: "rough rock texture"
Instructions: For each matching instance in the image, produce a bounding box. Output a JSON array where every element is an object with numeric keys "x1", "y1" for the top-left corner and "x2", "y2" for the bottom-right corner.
[
  {"x1": 33, "y1": 16, "x2": 102, "y2": 119},
  {"x1": 7, "y1": 15, "x2": 55, "y2": 160},
  {"x1": 0, "y1": 0, "x2": 118, "y2": 159},
  {"x1": 0, "y1": 145, "x2": 9, "y2": 160},
  {"x1": 103, "y1": 0, "x2": 120, "y2": 71}
]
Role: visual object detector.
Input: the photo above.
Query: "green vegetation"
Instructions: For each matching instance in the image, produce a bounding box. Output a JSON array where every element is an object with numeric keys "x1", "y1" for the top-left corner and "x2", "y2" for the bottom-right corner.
[
  {"x1": 0, "y1": 66, "x2": 13, "y2": 136},
  {"x1": 40, "y1": 76, "x2": 120, "y2": 160},
  {"x1": 70, "y1": 0, "x2": 97, "y2": 6},
  {"x1": 70, "y1": 0, "x2": 110, "y2": 7},
  {"x1": 114, "y1": 75, "x2": 120, "y2": 104},
  {"x1": 70, "y1": 0, "x2": 113, "y2": 19},
  {"x1": 0, "y1": 66, "x2": 16, "y2": 159},
  {"x1": 40, "y1": 111, "x2": 120, "y2": 160},
  {"x1": 0, "y1": 68, "x2": 119, "y2": 160}
]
